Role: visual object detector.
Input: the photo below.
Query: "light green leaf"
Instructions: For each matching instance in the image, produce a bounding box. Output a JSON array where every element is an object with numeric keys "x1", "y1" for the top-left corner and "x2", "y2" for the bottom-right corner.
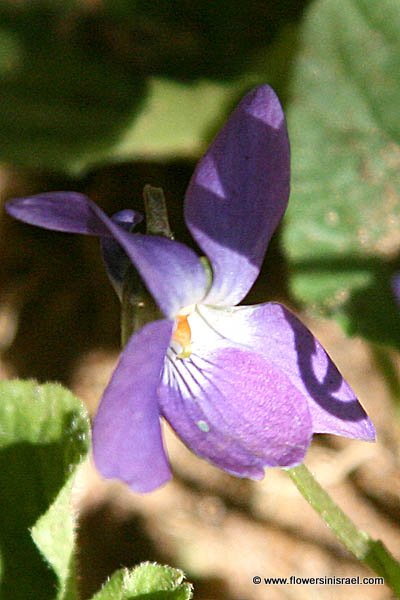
[
  {"x1": 113, "y1": 77, "x2": 238, "y2": 162},
  {"x1": 0, "y1": 1, "x2": 302, "y2": 174},
  {"x1": 284, "y1": 0, "x2": 400, "y2": 347},
  {"x1": 92, "y1": 563, "x2": 193, "y2": 600},
  {"x1": 31, "y1": 476, "x2": 79, "y2": 600},
  {"x1": 0, "y1": 380, "x2": 89, "y2": 600}
]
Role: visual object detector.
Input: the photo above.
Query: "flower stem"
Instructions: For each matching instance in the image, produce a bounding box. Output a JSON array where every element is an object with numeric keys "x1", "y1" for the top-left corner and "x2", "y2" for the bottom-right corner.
[
  {"x1": 120, "y1": 266, "x2": 162, "y2": 347},
  {"x1": 287, "y1": 463, "x2": 400, "y2": 596},
  {"x1": 120, "y1": 184, "x2": 170, "y2": 346},
  {"x1": 143, "y1": 185, "x2": 173, "y2": 238}
]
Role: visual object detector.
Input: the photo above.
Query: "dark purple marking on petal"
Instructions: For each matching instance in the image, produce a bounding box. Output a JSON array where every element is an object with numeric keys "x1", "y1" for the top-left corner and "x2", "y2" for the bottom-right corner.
[
  {"x1": 93, "y1": 319, "x2": 174, "y2": 493},
  {"x1": 185, "y1": 85, "x2": 290, "y2": 307},
  {"x1": 101, "y1": 209, "x2": 143, "y2": 298},
  {"x1": 197, "y1": 303, "x2": 375, "y2": 441},
  {"x1": 160, "y1": 340, "x2": 312, "y2": 478},
  {"x1": 6, "y1": 193, "x2": 208, "y2": 316}
]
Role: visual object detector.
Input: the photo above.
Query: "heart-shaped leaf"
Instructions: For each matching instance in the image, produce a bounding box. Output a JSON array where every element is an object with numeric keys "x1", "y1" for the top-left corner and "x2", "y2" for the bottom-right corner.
[{"x1": 92, "y1": 563, "x2": 193, "y2": 600}]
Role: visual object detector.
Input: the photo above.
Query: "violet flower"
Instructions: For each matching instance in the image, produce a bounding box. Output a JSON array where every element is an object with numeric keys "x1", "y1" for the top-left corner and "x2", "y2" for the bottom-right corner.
[{"x1": 6, "y1": 85, "x2": 375, "y2": 492}]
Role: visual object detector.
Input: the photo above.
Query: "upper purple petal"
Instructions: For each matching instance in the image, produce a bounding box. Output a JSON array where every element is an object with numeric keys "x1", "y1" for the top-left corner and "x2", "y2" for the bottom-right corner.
[
  {"x1": 6, "y1": 193, "x2": 208, "y2": 317},
  {"x1": 197, "y1": 303, "x2": 375, "y2": 441},
  {"x1": 92, "y1": 319, "x2": 174, "y2": 493},
  {"x1": 160, "y1": 337, "x2": 312, "y2": 478},
  {"x1": 185, "y1": 84, "x2": 290, "y2": 307}
]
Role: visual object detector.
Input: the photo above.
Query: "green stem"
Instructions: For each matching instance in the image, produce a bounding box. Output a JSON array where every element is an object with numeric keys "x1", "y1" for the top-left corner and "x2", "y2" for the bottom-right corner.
[
  {"x1": 287, "y1": 463, "x2": 400, "y2": 596},
  {"x1": 121, "y1": 185, "x2": 172, "y2": 346},
  {"x1": 143, "y1": 185, "x2": 173, "y2": 239}
]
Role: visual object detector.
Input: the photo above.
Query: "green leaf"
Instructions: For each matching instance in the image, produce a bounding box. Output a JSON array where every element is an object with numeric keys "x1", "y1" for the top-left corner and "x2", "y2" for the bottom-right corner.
[
  {"x1": 0, "y1": 380, "x2": 89, "y2": 600},
  {"x1": 0, "y1": 4, "x2": 252, "y2": 174},
  {"x1": 0, "y1": 6, "x2": 146, "y2": 174},
  {"x1": 92, "y1": 563, "x2": 193, "y2": 600},
  {"x1": 0, "y1": 1, "x2": 308, "y2": 174},
  {"x1": 31, "y1": 477, "x2": 79, "y2": 600},
  {"x1": 113, "y1": 77, "x2": 239, "y2": 162},
  {"x1": 284, "y1": 0, "x2": 400, "y2": 348}
]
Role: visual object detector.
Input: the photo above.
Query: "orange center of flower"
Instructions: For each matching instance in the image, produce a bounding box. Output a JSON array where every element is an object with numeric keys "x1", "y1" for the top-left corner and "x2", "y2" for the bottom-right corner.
[{"x1": 173, "y1": 314, "x2": 192, "y2": 358}]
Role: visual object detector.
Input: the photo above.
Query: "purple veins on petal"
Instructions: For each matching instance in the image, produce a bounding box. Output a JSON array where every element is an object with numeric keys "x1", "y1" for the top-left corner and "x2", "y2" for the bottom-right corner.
[
  {"x1": 159, "y1": 339, "x2": 313, "y2": 478},
  {"x1": 185, "y1": 84, "x2": 290, "y2": 307}
]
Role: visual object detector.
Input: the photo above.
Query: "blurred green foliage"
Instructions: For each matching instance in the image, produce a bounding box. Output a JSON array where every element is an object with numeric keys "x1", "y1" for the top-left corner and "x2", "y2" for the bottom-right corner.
[
  {"x1": 284, "y1": 0, "x2": 400, "y2": 348},
  {"x1": 0, "y1": 380, "x2": 89, "y2": 600},
  {"x1": 0, "y1": 3, "x2": 145, "y2": 173},
  {"x1": 0, "y1": 0, "x2": 306, "y2": 173}
]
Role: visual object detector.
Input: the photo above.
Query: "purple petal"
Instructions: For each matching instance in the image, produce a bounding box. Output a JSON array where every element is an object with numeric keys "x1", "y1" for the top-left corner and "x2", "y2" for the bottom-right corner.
[
  {"x1": 6, "y1": 193, "x2": 208, "y2": 317},
  {"x1": 197, "y1": 303, "x2": 375, "y2": 441},
  {"x1": 185, "y1": 85, "x2": 290, "y2": 307},
  {"x1": 160, "y1": 339, "x2": 312, "y2": 477},
  {"x1": 392, "y1": 273, "x2": 400, "y2": 306},
  {"x1": 101, "y1": 209, "x2": 143, "y2": 298},
  {"x1": 6, "y1": 192, "x2": 115, "y2": 235},
  {"x1": 93, "y1": 319, "x2": 174, "y2": 493}
]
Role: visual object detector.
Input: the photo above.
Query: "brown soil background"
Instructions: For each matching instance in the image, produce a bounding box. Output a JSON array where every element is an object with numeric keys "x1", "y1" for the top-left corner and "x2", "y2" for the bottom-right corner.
[{"x1": 0, "y1": 163, "x2": 399, "y2": 600}]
